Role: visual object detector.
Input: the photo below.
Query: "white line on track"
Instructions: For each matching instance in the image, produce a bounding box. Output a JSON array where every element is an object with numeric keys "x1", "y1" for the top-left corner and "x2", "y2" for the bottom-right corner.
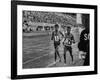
[
  {"x1": 23, "y1": 53, "x2": 49, "y2": 65},
  {"x1": 46, "y1": 60, "x2": 59, "y2": 67}
]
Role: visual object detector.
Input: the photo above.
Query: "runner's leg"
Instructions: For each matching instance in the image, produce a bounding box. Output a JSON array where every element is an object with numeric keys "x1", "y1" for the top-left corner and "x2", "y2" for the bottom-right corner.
[
  {"x1": 64, "y1": 46, "x2": 67, "y2": 63},
  {"x1": 69, "y1": 47, "x2": 73, "y2": 62},
  {"x1": 56, "y1": 46, "x2": 61, "y2": 62}
]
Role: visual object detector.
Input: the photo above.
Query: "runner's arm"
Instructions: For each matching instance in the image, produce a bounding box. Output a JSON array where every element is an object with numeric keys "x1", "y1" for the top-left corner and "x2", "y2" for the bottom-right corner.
[
  {"x1": 59, "y1": 31, "x2": 64, "y2": 38},
  {"x1": 51, "y1": 32, "x2": 54, "y2": 40},
  {"x1": 71, "y1": 35, "x2": 75, "y2": 43}
]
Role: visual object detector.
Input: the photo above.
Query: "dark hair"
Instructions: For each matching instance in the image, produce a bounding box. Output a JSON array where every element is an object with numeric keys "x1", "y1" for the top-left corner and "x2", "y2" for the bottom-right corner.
[
  {"x1": 67, "y1": 26, "x2": 71, "y2": 29},
  {"x1": 54, "y1": 24, "x2": 59, "y2": 28}
]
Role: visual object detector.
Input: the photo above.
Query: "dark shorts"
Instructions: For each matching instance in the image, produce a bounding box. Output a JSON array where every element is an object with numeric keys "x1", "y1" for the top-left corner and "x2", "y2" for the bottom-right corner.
[
  {"x1": 54, "y1": 41, "x2": 60, "y2": 49},
  {"x1": 64, "y1": 46, "x2": 72, "y2": 53}
]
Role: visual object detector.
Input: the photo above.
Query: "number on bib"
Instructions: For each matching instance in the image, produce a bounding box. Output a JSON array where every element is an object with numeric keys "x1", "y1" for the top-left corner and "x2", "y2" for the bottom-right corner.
[
  {"x1": 65, "y1": 39, "x2": 71, "y2": 45},
  {"x1": 55, "y1": 36, "x2": 59, "y2": 41}
]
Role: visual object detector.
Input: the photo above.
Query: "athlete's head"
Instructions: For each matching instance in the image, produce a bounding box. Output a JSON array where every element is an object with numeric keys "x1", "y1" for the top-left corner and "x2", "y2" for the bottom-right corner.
[
  {"x1": 54, "y1": 24, "x2": 59, "y2": 31},
  {"x1": 67, "y1": 26, "x2": 71, "y2": 34}
]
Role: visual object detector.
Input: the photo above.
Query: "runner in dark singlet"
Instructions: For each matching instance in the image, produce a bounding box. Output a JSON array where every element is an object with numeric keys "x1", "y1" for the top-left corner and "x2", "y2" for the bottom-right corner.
[
  {"x1": 63, "y1": 26, "x2": 75, "y2": 64},
  {"x1": 51, "y1": 24, "x2": 64, "y2": 62}
]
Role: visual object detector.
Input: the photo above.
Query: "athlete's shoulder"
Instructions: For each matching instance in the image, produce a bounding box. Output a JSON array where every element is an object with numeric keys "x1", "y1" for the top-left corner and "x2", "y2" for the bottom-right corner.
[
  {"x1": 66, "y1": 33, "x2": 73, "y2": 36},
  {"x1": 52, "y1": 31, "x2": 55, "y2": 34},
  {"x1": 81, "y1": 29, "x2": 89, "y2": 35}
]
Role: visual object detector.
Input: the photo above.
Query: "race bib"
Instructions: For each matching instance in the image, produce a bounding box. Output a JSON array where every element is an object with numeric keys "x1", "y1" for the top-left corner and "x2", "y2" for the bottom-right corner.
[
  {"x1": 54, "y1": 36, "x2": 59, "y2": 41},
  {"x1": 64, "y1": 38, "x2": 71, "y2": 45}
]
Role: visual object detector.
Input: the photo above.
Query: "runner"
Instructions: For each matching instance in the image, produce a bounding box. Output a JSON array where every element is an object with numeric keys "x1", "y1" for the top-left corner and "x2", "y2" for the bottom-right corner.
[
  {"x1": 63, "y1": 26, "x2": 75, "y2": 64},
  {"x1": 51, "y1": 24, "x2": 64, "y2": 62}
]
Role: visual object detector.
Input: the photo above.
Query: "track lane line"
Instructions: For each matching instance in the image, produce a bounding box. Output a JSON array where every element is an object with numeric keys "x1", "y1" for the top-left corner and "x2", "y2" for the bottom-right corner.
[
  {"x1": 46, "y1": 60, "x2": 59, "y2": 67},
  {"x1": 23, "y1": 53, "x2": 49, "y2": 65}
]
